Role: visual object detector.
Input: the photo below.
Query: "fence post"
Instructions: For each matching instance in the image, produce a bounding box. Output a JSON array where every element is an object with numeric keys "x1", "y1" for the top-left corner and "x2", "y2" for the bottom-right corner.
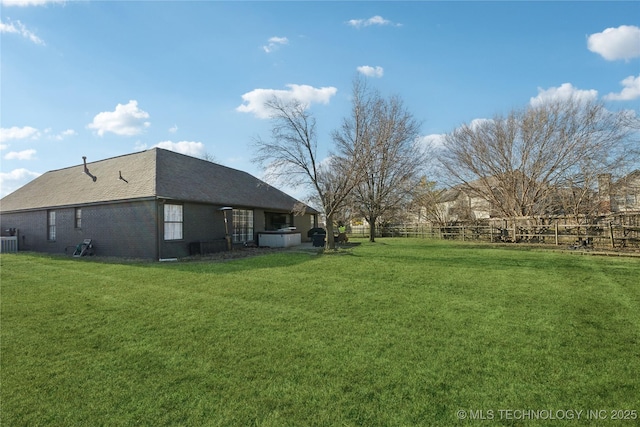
[
  {"x1": 609, "y1": 222, "x2": 615, "y2": 249},
  {"x1": 554, "y1": 223, "x2": 559, "y2": 246}
]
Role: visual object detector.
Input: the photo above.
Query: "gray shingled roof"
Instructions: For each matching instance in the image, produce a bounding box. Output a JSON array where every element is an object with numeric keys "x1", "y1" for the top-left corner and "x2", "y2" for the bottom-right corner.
[{"x1": 0, "y1": 148, "x2": 316, "y2": 213}]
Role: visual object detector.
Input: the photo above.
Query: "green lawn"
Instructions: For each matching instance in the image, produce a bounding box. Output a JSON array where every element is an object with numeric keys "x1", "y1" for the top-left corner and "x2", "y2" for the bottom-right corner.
[{"x1": 1, "y1": 239, "x2": 639, "y2": 426}]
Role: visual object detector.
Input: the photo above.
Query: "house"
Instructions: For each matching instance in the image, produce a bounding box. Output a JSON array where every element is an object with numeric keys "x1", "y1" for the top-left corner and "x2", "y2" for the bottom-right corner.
[
  {"x1": 598, "y1": 171, "x2": 640, "y2": 213},
  {"x1": 430, "y1": 176, "x2": 504, "y2": 224},
  {"x1": 434, "y1": 186, "x2": 493, "y2": 223},
  {"x1": 431, "y1": 170, "x2": 640, "y2": 224},
  {"x1": 0, "y1": 148, "x2": 318, "y2": 259}
]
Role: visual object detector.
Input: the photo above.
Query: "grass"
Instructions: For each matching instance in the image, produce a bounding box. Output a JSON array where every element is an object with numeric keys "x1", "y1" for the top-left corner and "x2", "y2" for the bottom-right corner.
[{"x1": 1, "y1": 239, "x2": 639, "y2": 426}]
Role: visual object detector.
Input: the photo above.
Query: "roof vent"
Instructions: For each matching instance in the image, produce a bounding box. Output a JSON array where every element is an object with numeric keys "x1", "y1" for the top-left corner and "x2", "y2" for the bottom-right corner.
[{"x1": 82, "y1": 156, "x2": 97, "y2": 182}]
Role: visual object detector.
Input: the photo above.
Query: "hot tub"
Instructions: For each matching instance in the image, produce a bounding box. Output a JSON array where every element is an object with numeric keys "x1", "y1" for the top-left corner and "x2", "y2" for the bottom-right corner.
[{"x1": 257, "y1": 229, "x2": 302, "y2": 248}]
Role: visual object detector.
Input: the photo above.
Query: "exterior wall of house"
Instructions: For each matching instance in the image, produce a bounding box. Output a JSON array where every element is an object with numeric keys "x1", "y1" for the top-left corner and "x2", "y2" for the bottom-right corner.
[
  {"x1": 2, "y1": 200, "x2": 317, "y2": 260},
  {"x1": 253, "y1": 209, "x2": 267, "y2": 240},
  {"x1": 0, "y1": 200, "x2": 158, "y2": 258},
  {"x1": 612, "y1": 175, "x2": 640, "y2": 213},
  {"x1": 1, "y1": 210, "x2": 49, "y2": 253},
  {"x1": 435, "y1": 195, "x2": 491, "y2": 223},
  {"x1": 293, "y1": 213, "x2": 315, "y2": 238},
  {"x1": 157, "y1": 203, "x2": 316, "y2": 259},
  {"x1": 88, "y1": 201, "x2": 158, "y2": 258},
  {"x1": 470, "y1": 196, "x2": 491, "y2": 219},
  {"x1": 598, "y1": 172, "x2": 640, "y2": 213},
  {"x1": 159, "y1": 202, "x2": 228, "y2": 259}
]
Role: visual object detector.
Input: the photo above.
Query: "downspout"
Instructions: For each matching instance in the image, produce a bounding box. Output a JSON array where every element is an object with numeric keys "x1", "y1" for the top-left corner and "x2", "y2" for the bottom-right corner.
[{"x1": 157, "y1": 199, "x2": 163, "y2": 261}]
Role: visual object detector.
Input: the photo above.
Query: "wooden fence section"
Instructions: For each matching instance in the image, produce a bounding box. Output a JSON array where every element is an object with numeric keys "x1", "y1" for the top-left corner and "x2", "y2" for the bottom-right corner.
[{"x1": 350, "y1": 220, "x2": 640, "y2": 249}]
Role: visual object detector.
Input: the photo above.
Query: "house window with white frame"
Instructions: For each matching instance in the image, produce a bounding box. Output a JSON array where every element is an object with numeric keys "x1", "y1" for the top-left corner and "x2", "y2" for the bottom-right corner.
[
  {"x1": 232, "y1": 209, "x2": 254, "y2": 243},
  {"x1": 164, "y1": 204, "x2": 183, "y2": 240},
  {"x1": 47, "y1": 210, "x2": 56, "y2": 241},
  {"x1": 75, "y1": 208, "x2": 82, "y2": 228}
]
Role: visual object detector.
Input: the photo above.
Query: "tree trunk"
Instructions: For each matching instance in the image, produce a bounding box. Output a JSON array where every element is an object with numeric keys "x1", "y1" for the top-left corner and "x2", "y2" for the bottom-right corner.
[
  {"x1": 369, "y1": 216, "x2": 376, "y2": 242},
  {"x1": 325, "y1": 217, "x2": 336, "y2": 250}
]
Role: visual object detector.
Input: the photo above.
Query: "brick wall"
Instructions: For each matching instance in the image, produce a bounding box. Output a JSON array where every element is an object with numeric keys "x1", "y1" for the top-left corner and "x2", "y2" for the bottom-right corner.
[
  {"x1": 1, "y1": 200, "x2": 318, "y2": 259},
  {"x1": 0, "y1": 200, "x2": 158, "y2": 258}
]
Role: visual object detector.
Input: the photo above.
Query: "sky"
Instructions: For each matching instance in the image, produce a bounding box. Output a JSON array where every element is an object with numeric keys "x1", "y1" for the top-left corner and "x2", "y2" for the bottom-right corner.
[{"x1": 1, "y1": 0, "x2": 639, "y2": 199}]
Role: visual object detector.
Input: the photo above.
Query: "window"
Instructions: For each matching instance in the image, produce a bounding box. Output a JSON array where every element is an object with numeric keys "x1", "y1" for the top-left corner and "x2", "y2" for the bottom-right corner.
[
  {"x1": 164, "y1": 204, "x2": 183, "y2": 240},
  {"x1": 47, "y1": 210, "x2": 56, "y2": 241},
  {"x1": 265, "y1": 212, "x2": 292, "y2": 230},
  {"x1": 233, "y1": 209, "x2": 253, "y2": 243},
  {"x1": 75, "y1": 208, "x2": 82, "y2": 228}
]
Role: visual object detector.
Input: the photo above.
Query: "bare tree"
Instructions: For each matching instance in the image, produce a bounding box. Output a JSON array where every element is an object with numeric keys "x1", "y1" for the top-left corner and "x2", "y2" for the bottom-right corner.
[
  {"x1": 440, "y1": 97, "x2": 637, "y2": 221},
  {"x1": 336, "y1": 79, "x2": 425, "y2": 242},
  {"x1": 200, "y1": 152, "x2": 218, "y2": 163},
  {"x1": 252, "y1": 97, "x2": 367, "y2": 249}
]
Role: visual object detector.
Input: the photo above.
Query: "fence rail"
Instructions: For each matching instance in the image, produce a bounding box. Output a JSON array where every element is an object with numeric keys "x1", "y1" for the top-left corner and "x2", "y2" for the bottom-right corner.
[
  {"x1": 1, "y1": 236, "x2": 18, "y2": 253},
  {"x1": 349, "y1": 221, "x2": 640, "y2": 249}
]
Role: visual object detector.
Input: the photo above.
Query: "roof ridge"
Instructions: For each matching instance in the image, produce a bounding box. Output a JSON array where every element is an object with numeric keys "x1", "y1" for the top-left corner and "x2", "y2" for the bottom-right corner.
[{"x1": 44, "y1": 149, "x2": 155, "y2": 174}]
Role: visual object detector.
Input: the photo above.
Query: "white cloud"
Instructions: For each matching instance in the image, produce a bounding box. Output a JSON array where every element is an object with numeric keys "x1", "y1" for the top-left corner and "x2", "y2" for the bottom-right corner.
[
  {"x1": 87, "y1": 100, "x2": 150, "y2": 136},
  {"x1": 0, "y1": 168, "x2": 41, "y2": 197},
  {"x1": 357, "y1": 65, "x2": 384, "y2": 78},
  {"x1": 153, "y1": 140, "x2": 206, "y2": 157},
  {"x1": 1, "y1": 0, "x2": 64, "y2": 5},
  {"x1": 529, "y1": 83, "x2": 598, "y2": 107},
  {"x1": 61, "y1": 129, "x2": 76, "y2": 138},
  {"x1": 419, "y1": 134, "x2": 447, "y2": 148},
  {"x1": 0, "y1": 126, "x2": 40, "y2": 143},
  {"x1": 0, "y1": 19, "x2": 45, "y2": 45},
  {"x1": 263, "y1": 36, "x2": 289, "y2": 53},
  {"x1": 133, "y1": 142, "x2": 147, "y2": 152},
  {"x1": 347, "y1": 15, "x2": 401, "y2": 29},
  {"x1": 49, "y1": 129, "x2": 76, "y2": 140},
  {"x1": 4, "y1": 149, "x2": 36, "y2": 160},
  {"x1": 168, "y1": 124, "x2": 178, "y2": 133},
  {"x1": 604, "y1": 74, "x2": 640, "y2": 101},
  {"x1": 469, "y1": 118, "x2": 494, "y2": 130},
  {"x1": 588, "y1": 25, "x2": 640, "y2": 61},
  {"x1": 237, "y1": 84, "x2": 338, "y2": 119}
]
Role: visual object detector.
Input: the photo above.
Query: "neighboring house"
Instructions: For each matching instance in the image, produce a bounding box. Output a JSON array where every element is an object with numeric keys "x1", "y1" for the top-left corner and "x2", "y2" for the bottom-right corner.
[
  {"x1": 0, "y1": 148, "x2": 318, "y2": 259},
  {"x1": 435, "y1": 186, "x2": 492, "y2": 223},
  {"x1": 432, "y1": 170, "x2": 640, "y2": 223},
  {"x1": 431, "y1": 176, "x2": 504, "y2": 224},
  {"x1": 598, "y1": 171, "x2": 640, "y2": 213}
]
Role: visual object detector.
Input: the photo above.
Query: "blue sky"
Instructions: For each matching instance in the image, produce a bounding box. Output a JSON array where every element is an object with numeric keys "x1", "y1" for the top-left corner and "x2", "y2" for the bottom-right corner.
[{"x1": 1, "y1": 0, "x2": 639, "y2": 198}]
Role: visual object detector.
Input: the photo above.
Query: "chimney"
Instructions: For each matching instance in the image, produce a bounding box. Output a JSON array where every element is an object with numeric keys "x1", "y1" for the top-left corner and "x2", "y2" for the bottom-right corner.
[
  {"x1": 597, "y1": 173, "x2": 612, "y2": 213},
  {"x1": 598, "y1": 173, "x2": 611, "y2": 194}
]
